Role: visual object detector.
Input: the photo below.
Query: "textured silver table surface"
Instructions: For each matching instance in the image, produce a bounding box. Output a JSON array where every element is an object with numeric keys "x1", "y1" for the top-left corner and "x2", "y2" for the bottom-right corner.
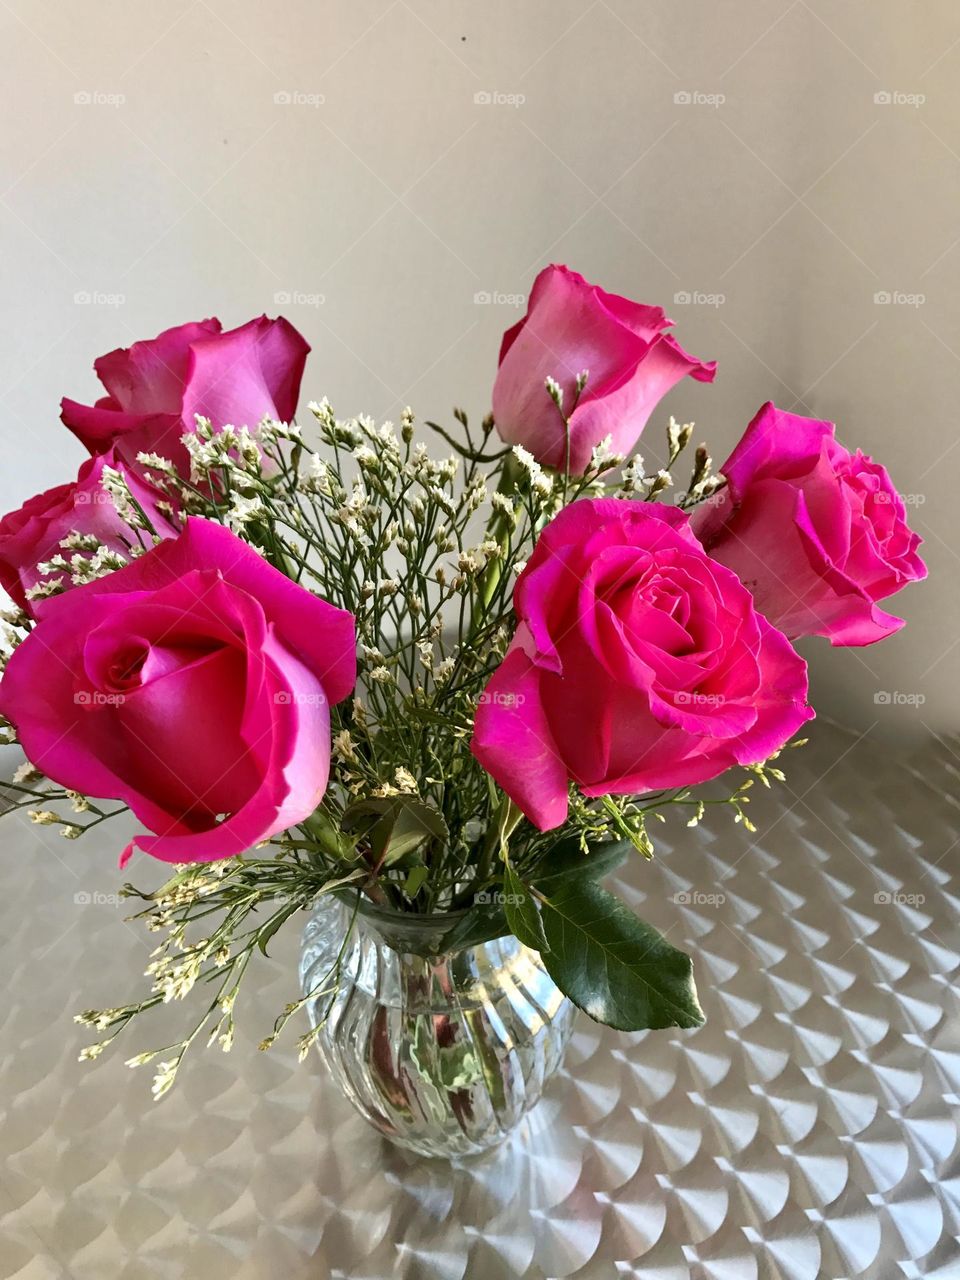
[{"x1": 1, "y1": 719, "x2": 958, "y2": 1279}]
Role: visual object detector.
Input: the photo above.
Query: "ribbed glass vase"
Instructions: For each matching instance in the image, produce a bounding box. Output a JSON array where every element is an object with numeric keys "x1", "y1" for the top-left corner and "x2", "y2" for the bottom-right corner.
[{"x1": 299, "y1": 895, "x2": 575, "y2": 1158}]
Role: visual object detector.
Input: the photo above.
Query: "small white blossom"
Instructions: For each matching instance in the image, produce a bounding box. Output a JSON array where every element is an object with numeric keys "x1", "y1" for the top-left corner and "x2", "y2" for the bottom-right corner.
[
  {"x1": 25, "y1": 577, "x2": 66, "y2": 602},
  {"x1": 151, "y1": 1059, "x2": 180, "y2": 1100},
  {"x1": 37, "y1": 554, "x2": 71, "y2": 575},
  {"x1": 353, "y1": 444, "x2": 378, "y2": 469},
  {"x1": 667, "y1": 416, "x2": 694, "y2": 456},
  {"x1": 61, "y1": 531, "x2": 102, "y2": 553},
  {"x1": 589, "y1": 435, "x2": 624, "y2": 473},
  {"x1": 619, "y1": 456, "x2": 645, "y2": 495},
  {"x1": 28, "y1": 810, "x2": 58, "y2": 825},
  {"x1": 136, "y1": 451, "x2": 177, "y2": 475},
  {"x1": 124, "y1": 1051, "x2": 157, "y2": 1069},
  {"x1": 434, "y1": 656, "x2": 456, "y2": 681},
  {"x1": 512, "y1": 445, "x2": 553, "y2": 496},
  {"x1": 226, "y1": 492, "x2": 264, "y2": 531},
  {"x1": 457, "y1": 551, "x2": 483, "y2": 575}
]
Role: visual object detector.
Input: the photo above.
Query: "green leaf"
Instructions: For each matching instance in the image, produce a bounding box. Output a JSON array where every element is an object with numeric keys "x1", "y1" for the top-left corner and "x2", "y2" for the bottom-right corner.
[
  {"x1": 257, "y1": 903, "x2": 299, "y2": 957},
  {"x1": 539, "y1": 880, "x2": 704, "y2": 1032},
  {"x1": 532, "y1": 836, "x2": 631, "y2": 891},
  {"x1": 403, "y1": 864, "x2": 429, "y2": 899},
  {"x1": 301, "y1": 806, "x2": 357, "y2": 860},
  {"x1": 502, "y1": 861, "x2": 549, "y2": 953},
  {"x1": 341, "y1": 797, "x2": 448, "y2": 866}
]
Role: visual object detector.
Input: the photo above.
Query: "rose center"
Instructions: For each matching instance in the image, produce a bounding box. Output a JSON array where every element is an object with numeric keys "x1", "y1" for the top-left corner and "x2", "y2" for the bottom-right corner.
[{"x1": 105, "y1": 644, "x2": 149, "y2": 692}]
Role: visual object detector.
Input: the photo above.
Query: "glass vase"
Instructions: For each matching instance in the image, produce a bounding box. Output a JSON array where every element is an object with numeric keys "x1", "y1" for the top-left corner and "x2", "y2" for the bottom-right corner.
[{"x1": 299, "y1": 894, "x2": 575, "y2": 1158}]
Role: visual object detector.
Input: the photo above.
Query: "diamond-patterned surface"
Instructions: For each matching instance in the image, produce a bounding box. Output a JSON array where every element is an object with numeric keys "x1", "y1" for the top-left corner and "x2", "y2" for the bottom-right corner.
[{"x1": 1, "y1": 718, "x2": 957, "y2": 1277}]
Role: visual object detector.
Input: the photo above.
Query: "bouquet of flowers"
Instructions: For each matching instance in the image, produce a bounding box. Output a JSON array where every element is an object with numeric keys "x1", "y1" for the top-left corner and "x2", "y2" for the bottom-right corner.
[{"x1": 0, "y1": 267, "x2": 925, "y2": 1126}]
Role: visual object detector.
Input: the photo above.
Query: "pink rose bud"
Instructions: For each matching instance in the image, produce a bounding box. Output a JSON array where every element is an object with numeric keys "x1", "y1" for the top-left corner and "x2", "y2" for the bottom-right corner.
[
  {"x1": 0, "y1": 518, "x2": 356, "y2": 865},
  {"x1": 471, "y1": 499, "x2": 812, "y2": 830},
  {"x1": 691, "y1": 402, "x2": 928, "y2": 646},
  {"x1": 0, "y1": 452, "x2": 178, "y2": 617},
  {"x1": 60, "y1": 315, "x2": 310, "y2": 475},
  {"x1": 492, "y1": 265, "x2": 716, "y2": 474}
]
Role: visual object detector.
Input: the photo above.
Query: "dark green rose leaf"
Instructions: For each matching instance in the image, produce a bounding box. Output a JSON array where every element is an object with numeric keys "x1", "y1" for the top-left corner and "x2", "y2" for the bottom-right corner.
[
  {"x1": 502, "y1": 861, "x2": 549, "y2": 953},
  {"x1": 539, "y1": 879, "x2": 705, "y2": 1032},
  {"x1": 533, "y1": 836, "x2": 631, "y2": 891}
]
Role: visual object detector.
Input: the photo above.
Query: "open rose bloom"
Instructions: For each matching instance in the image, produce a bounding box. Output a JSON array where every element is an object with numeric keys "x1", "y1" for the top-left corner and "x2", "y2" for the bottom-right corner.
[
  {"x1": 471, "y1": 500, "x2": 813, "y2": 830},
  {"x1": 0, "y1": 276, "x2": 927, "y2": 1106},
  {"x1": 691, "y1": 402, "x2": 927, "y2": 645},
  {"x1": 0, "y1": 519, "x2": 356, "y2": 864}
]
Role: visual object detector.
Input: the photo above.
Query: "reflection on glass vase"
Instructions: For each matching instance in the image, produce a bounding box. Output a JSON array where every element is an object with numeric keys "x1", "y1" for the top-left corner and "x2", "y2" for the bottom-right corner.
[{"x1": 299, "y1": 895, "x2": 576, "y2": 1159}]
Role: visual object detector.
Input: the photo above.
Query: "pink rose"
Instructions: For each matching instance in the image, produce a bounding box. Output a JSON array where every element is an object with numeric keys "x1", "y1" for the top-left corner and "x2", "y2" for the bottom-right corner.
[
  {"x1": 690, "y1": 402, "x2": 927, "y2": 646},
  {"x1": 0, "y1": 518, "x2": 356, "y2": 865},
  {"x1": 492, "y1": 265, "x2": 716, "y2": 474},
  {"x1": 60, "y1": 315, "x2": 310, "y2": 474},
  {"x1": 0, "y1": 453, "x2": 177, "y2": 617},
  {"x1": 471, "y1": 499, "x2": 812, "y2": 830}
]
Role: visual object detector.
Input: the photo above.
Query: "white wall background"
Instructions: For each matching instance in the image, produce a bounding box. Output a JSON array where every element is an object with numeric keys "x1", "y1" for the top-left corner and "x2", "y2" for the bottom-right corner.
[{"x1": 1, "y1": 0, "x2": 957, "y2": 741}]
